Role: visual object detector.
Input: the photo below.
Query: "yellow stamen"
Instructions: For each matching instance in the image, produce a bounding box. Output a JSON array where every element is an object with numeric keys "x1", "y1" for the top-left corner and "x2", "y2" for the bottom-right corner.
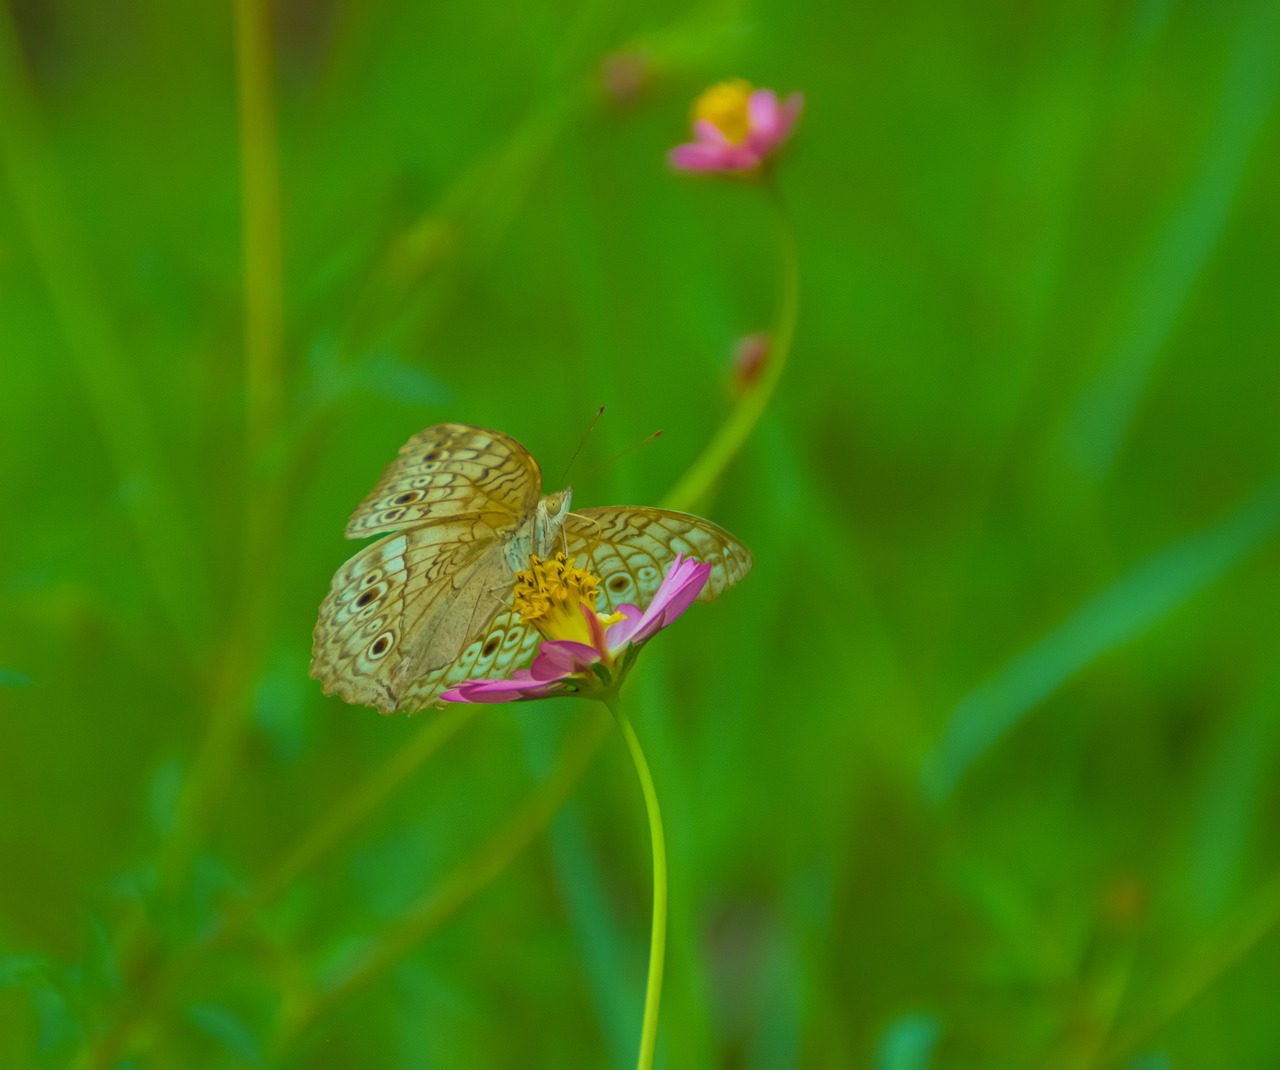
[
  {"x1": 513, "y1": 553, "x2": 622, "y2": 646},
  {"x1": 691, "y1": 79, "x2": 755, "y2": 144}
]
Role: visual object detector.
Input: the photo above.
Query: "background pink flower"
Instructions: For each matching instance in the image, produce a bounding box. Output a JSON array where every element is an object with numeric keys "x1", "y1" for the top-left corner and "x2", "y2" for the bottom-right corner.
[{"x1": 670, "y1": 80, "x2": 803, "y2": 174}]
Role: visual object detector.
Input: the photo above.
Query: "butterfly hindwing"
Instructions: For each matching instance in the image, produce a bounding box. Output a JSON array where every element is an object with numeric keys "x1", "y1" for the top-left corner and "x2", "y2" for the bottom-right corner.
[
  {"x1": 345, "y1": 423, "x2": 543, "y2": 539},
  {"x1": 398, "y1": 609, "x2": 542, "y2": 711},
  {"x1": 311, "y1": 518, "x2": 506, "y2": 713},
  {"x1": 563, "y1": 506, "x2": 753, "y2": 615}
]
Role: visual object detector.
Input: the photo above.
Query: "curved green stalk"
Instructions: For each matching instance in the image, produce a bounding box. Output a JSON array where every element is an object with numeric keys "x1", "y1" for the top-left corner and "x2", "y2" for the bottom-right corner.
[
  {"x1": 602, "y1": 694, "x2": 668, "y2": 1070},
  {"x1": 661, "y1": 176, "x2": 800, "y2": 513}
]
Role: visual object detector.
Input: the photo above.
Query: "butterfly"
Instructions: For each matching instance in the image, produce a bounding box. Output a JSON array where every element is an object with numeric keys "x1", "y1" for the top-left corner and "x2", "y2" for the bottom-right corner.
[{"x1": 310, "y1": 423, "x2": 753, "y2": 713}]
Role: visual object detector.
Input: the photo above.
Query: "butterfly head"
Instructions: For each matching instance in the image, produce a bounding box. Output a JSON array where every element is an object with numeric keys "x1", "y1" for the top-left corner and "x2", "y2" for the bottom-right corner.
[
  {"x1": 534, "y1": 487, "x2": 573, "y2": 553},
  {"x1": 543, "y1": 487, "x2": 572, "y2": 515}
]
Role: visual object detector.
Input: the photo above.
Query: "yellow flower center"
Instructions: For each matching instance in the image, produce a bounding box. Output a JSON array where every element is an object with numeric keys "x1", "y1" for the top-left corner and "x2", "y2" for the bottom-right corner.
[
  {"x1": 513, "y1": 553, "x2": 621, "y2": 646},
  {"x1": 691, "y1": 79, "x2": 754, "y2": 144}
]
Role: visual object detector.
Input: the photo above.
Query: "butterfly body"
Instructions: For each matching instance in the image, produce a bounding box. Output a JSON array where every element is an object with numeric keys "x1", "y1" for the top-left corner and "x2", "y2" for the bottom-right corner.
[
  {"x1": 311, "y1": 423, "x2": 751, "y2": 714},
  {"x1": 504, "y1": 487, "x2": 573, "y2": 572}
]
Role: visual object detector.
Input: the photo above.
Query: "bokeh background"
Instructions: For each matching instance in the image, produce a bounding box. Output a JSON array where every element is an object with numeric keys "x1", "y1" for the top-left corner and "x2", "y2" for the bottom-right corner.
[{"x1": 3, "y1": 0, "x2": 1280, "y2": 1066}]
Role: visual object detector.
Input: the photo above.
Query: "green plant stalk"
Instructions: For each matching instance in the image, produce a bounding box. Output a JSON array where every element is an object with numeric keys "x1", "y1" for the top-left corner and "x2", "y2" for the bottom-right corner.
[
  {"x1": 0, "y1": 3, "x2": 206, "y2": 656},
  {"x1": 661, "y1": 176, "x2": 800, "y2": 513},
  {"x1": 159, "y1": 0, "x2": 288, "y2": 894},
  {"x1": 235, "y1": 0, "x2": 284, "y2": 460},
  {"x1": 603, "y1": 694, "x2": 668, "y2": 1070},
  {"x1": 86, "y1": 4, "x2": 291, "y2": 1049}
]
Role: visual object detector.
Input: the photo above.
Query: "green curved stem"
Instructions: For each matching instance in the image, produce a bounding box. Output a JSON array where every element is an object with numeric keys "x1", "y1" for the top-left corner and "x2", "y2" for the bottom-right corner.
[
  {"x1": 602, "y1": 694, "x2": 668, "y2": 1070},
  {"x1": 661, "y1": 175, "x2": 800, "y2": 513}
]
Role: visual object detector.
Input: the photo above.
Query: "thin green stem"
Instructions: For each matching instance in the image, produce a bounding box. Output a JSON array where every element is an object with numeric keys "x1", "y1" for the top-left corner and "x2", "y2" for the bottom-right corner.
[
  {"x1": 0, "y1": 2, "x2": 206, "y2": 656},
  {"x1": 235, "y1": 0, "x2": 284, "y2": 460},
  {"x1": 159, "y1": 0, "x2": 286, "y2": 895},
  {"x1": 602, "y1": 694, "x2": 668, "y2": 1070},
  {"x1": 661, "y1": 175, "x2": 800, "y2": 513}
]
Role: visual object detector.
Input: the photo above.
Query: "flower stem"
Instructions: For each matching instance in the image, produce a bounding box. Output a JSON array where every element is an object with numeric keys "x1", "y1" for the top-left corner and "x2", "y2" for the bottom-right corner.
[
  {"x1": 602, "y1": 694, "x2": 668, "y2": 1070},
  {"x1": 661, "y1": 174, "x2": 800, "y2": 513},
  {"x1": 157, "y1": 0, "x2": 286, "y2": 902},
  {"x1": 234, "y1": 0, "x2": 284, "y2": 461}
]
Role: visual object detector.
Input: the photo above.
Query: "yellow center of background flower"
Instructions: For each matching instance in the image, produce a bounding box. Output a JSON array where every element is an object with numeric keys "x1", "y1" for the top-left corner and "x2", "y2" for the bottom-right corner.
[
  {"x1": 691, "y1": 79, "x2": 754, "y2": 143},
  {"x1": 513, "y1": 553, "x2": 610, "y2": 646}
]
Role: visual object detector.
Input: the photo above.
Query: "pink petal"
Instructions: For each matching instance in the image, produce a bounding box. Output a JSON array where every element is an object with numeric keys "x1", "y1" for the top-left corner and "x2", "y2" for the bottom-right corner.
[
  {"x1": 530, "y1": 640, "x2": 599, "y2": 679},
  {"x1": 442, "y1": 677, "x2": 551, "y2": 704},
  {"x1": 747, "y1": 89, "x2": 802, "y2": 156},
  {"x1": 747, "y1": 89, "x2": 781, "y2": 145},
  {"x1": 635, "y1": 558, "x2": 710, "y2": 643},
  {"x1": 604, "y1": 602, "x2": 646, "y2": 649},
  {"x1": 581, "y1": 603, "x2": 610, "y2": 655},
  {"x1": 669, "y1": 143, "x2": 738, "y2": 172},
  {"x1": 604, "y1": 554, "x2": 712, "y2": 650},
  {"x1": 692, "y1": 118, "x2": 732, "y2": 146},
  {"x1": 778, "y1": 92, "x2": 804, "y2": 139}
]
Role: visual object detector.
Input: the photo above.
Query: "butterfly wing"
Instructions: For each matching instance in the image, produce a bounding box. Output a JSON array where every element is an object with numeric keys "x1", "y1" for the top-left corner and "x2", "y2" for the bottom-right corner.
[
  {"x1": 563, "y1": 506, "x2": 753, "y2": 615},
  {"x1": 344, "y1": 423, "x2": 543, "y2": 539},
  {"x1": 396, "y1": 607, "x2": 541, "y2": 712},
  {"x1": 311, "y1": 516, "x2": 536, "y2": 714}
]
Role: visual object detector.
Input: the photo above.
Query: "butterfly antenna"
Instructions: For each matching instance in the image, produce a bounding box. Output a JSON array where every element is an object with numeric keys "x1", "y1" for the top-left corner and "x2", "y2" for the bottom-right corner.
[
  {"x1": 574, "y1": 429, "x2": 664, "y2": 484},
  {"x1": 557, "y1": 405, "x2": 605, "y2": 487}
]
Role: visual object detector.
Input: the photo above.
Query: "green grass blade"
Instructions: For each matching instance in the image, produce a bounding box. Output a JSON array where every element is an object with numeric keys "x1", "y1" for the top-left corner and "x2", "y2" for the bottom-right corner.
[
  {"x1": 1061, "y1": 0, "x2": 1280, "y2": 481},
  {"x1": 924, "y1": 479, "x2": 1280, "y2": 800}
]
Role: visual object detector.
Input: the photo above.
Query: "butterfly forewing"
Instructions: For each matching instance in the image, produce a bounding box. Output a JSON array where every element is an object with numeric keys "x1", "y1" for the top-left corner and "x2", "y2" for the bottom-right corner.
[
  {"x1": 563, "y1": 507, "x2": 753, "y2": 615},
  {"x1": 345, "y1": 423, "x2": 543, "y2": 539}
]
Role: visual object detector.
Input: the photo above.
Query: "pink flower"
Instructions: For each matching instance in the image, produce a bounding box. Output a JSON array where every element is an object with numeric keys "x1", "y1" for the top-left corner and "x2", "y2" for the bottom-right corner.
[
  {"x1": 442, "y1": 554, "x2": 712, "y2": 704},
  {"x1": 669, "y1": 80, "x2": 803, "y2": 175}
]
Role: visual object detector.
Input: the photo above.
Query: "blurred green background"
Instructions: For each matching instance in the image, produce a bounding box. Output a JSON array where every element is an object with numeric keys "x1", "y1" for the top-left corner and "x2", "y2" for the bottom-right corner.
[{"x1": 3, "y1": 0, "x2": 1280, "y2": 1066}]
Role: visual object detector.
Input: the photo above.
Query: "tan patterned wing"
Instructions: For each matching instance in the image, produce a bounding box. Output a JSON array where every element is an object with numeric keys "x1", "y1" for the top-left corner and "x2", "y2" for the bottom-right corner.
[
  {"x1": 345, "y1": 423, "x2": 543, "y2": 539},
  {"x1": 396, "y1": 608, "x2": 542, "y2": 712},
  {"x1": 563, "y1": 506, "x2": 753, "y2": 615},
  {"x1": 311, "y1": 516, "x2": 532, "y2": 714}
]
